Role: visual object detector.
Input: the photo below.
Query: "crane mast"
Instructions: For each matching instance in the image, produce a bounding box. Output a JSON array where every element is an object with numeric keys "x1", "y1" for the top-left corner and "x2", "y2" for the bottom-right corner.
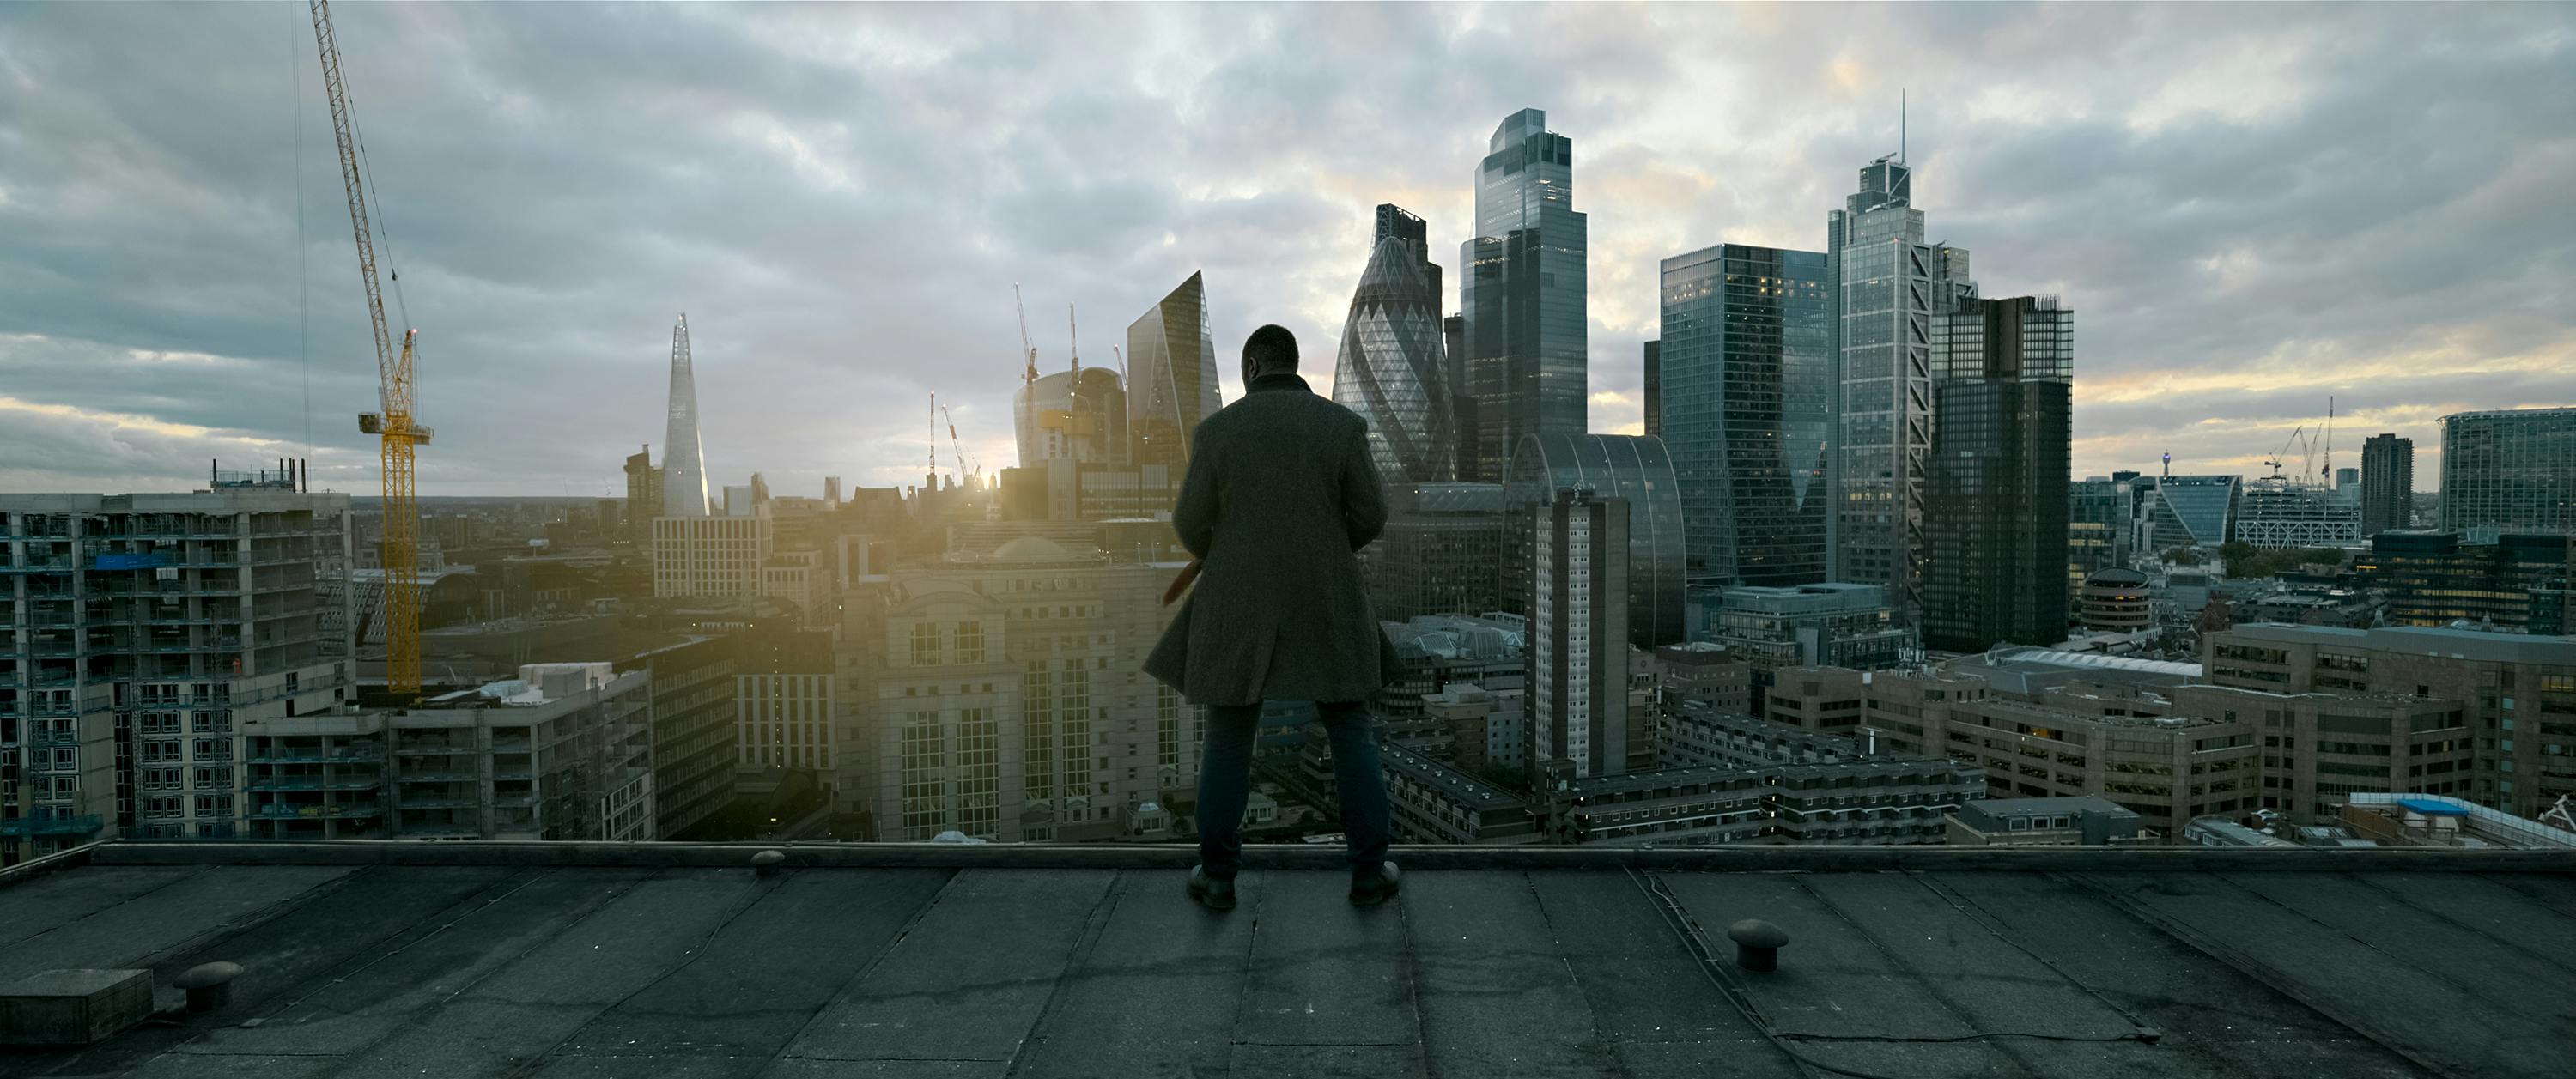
[{"x1": 311, "y1": 0, "x2": 429, "y2": 698}]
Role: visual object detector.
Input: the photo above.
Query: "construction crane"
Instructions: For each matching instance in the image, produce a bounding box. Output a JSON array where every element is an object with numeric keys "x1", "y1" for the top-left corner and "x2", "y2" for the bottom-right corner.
[
  {"x1": 940, "y1": 401, "x2": 978, "y2": 487},
  {"x1": 312, "y1": 0, "x2": 431, "y2": 698},
  {"x1": 2263, "y1": 425, "x2": 2309, "y2": 483},
  {"x1": 1014, "y1": 284, "x2": 1038, "y2": 385}
]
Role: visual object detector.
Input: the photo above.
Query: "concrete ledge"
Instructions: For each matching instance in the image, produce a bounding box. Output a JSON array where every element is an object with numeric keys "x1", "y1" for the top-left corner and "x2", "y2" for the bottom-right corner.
[
  {"x1": 78, "y1": 840, "x2": 2576, "y2": 874},
  {"x1": 0, "y1": 842, "x2": 101, "y2": 889}
]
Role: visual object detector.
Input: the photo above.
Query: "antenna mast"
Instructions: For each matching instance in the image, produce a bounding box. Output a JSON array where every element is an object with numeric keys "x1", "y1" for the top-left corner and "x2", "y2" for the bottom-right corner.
[{"x1": 1900, "y1": 87, "x2": 1907, "y2": 164}]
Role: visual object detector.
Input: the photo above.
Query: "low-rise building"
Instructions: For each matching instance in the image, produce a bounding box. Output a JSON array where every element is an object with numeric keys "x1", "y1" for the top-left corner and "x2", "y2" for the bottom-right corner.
[
  {"x1": 1382, "y1": 743, "x2": 1537, "y2": 845},
  {"x1": 1947, "y1": 796, "x2": 2144, "y2": 846}
]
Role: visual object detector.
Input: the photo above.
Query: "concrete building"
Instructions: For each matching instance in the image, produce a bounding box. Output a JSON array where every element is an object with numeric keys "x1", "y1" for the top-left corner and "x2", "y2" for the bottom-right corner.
[
  {"x1": 2171, "y1": 684, "x2": 2471, "y2": 819},
  {"x1": 738, "y1": 626, "x2": 836, "y2": 773},
  {"x1": 1946, "y1": 796, "x2": 2142, "y2": 846},
  {"x1": 996, "y1": 460, "x2": 1183, "y2": 525},
  {"x1": 1531, "y1": 488, "x2": 1629, "y2": 781},
  {"x1": 1656, "y1": 242, "x2": 1833, "y2": 587},
  {"x1": 2355, "y1": 530, "x2": 2574, "y2": 632},
  {"x1": 3, "y1": 488, "x2": 354, "y2": 863},
  {"x1": 1381, "y1": 742, "x2": 1537, "y2": 845},
  {"x1": 622, "y1": 445, "x2": 663, "y2": 544},
  {"x1": 838, "y1": 537, "x2": 1199, "y2": 842},
  {"x1": 2202, "y1": 623, "x2": 2576, "y2": 818},
  {"x1": 2360, "y1": 433, "x2": 2414, "y2": 536},
  {"x1": 2079, "y1": 568, "x2": 2154, "y2": 632},
  {"x1": 759, "y1": 549, "x2": 835, "y2": 627},
  {"x1": 2338, "y1": 791, "x2": 2576, "y2": 850},
  {"x1": 2439, "y1": 406, "x2": 2576, "y2": 536},
  {"x1": 1828, "y1": 152, "x2": 1977, "y2": 617},
  {"x1": 1533, "y1": 755, "x2": 1984, "y2": 846},
  {"x1": 1646, "y1": 641, "x2": 1752, "y2": 720},
  {"x1": 1013, "y1": 366, "x2": 1127, "y2": 469},
  {"x1": 1457, "y1": 109, "x2": 1589, "y2": 482},
  {"x1": 623, "y1": 633, "x2": 741, "y2": 840},
  {"x1": 1358, "y1": 483, "x2": 1505, "y2": 623},
  {"x1": 1504, "y1": 433, "x2": 1688, "y2": 646},
  {"x1": 653, "y1": 512, "x2": 773, "y2": 599},
  {"x1": 240, "y1": 664, "x2": 655, "y2": 841}
]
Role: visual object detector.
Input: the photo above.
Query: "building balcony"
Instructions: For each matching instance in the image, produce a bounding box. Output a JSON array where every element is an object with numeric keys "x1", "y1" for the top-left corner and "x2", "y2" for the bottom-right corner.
[
  {"x1": 247, "y1": 777, "x2": 382, "y2": 792},
  {"x1": 398, "y1": 797, "x2": 478, "y2": 810},
  {"x1": 249, "y1": 802, "x2": 384, "y2": 820},
  {"x1": 0, "y1": 813, "x2": 103, "y2": 836}
]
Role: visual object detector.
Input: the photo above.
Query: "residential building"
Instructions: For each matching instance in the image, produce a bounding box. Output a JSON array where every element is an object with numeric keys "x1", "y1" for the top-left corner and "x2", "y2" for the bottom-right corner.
[
  {"x1": 652, "y1": 512, "x2": 773, "y2": 599},
  {"x1": 1334, "y1": 232, "x2": 1455, "y2": 485},
  {"x1": 662, "y1": 315, "x2": 710, "y2": 518},
  {"x1": 1710, "y1": 583, "x2": 1911, "y2": 679},
  {"x1": 1531, "y1": 488, "x2": 1629, "y2": 781},
  {"x1": 1656, "y1": 242, "x2": 1834, "y2": 587},
  {"x1": 1358, "y1": 483, "x2": 1506, "y2": 622},
  {"x1": 1457, "y1": 109, "x2": 1588, "y2": 482},
  {"x1": 2439, "y1": 407, "x2": 2576, "y2": 536},
  {"x1": 1945, "y1": 796, "x2": 2143, "y2": 846},
  {"x1": 2, "y1": 488, "x2": 354, "y2": 864},
  {"x1": 1503, "y1": 433, "x2": 1687, "y2": 646},
  {"x1": 1381, "y1": 742, "x2": 1537, "y2": 845},
  {"x1": 1827, "y1": 152, "x2": 1977, "y2": 616},
  {"x1": 841, "y1": 536, "x2": 1199, "y2": 842},
  {"x1": 2361, "y1": 433, "x2": 2414, "y2": 536},
  {"x1": 1127, "y1": 270, "x2": 1221, "y2": 470},
  {"x1": 1923, "y1": 377, "x2": 2072, "y2": 653},
  {"x1": 2202, "y1": 623, "x2": 2576, "y2": 818},
  {"x1": 1655, "y1": 701, "x2": 1862, "y2": 769},
  {"x1": 1532, "y1": 755, "x2": 1984, "y2": 846},
  {"x1": 240, "y1": 664, "x2": 655, "y2": 842}
]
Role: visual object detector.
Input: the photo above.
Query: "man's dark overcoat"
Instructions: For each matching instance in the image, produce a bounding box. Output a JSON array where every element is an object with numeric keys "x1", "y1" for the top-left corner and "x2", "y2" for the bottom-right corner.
[{"x1": 1144, "y1": 373, "x2": 1390, "y2": 706}]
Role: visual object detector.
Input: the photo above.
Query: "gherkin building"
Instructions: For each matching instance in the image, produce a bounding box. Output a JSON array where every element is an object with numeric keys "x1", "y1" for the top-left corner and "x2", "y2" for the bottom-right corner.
[{"x1": 1332, "y1": 236, "x2": 1455, "y2": 484}]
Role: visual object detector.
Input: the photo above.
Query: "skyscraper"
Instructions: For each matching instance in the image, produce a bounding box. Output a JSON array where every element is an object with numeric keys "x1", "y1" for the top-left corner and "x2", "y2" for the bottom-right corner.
[
  {"x1": 1922, "y1": 295, "x2": 2073, "y2": 653},
  {"x1": 2361, "y1": 433, "x2": 2415, "y2": 536},
  {"x1": 2439, "y1": 407, "x2": 2576, "y2": 536},
  {"x1": 1531, "y1": 487, "x2": 1629, "y2": 781},
  {"x1": 1640, "y1": 340, "x2": 1661, "y2": 439},
  {"x1": 1503, "y1": 433, "x2": 1687, "y2": 646},
  {"x1": 1457, "y1": 109, "x2": 1588, "y2": 482},
  {"x1": 623, "y1": 444, "x2": 662, "y2": 543},
  {"x1": 1827, "y1": 154, "x2": 1974, "y2": 616},
  {"x1": 662, "y1": 314, "x2": 710, "y2": 518},
  {"x1": 1127, "y1": 271, "x2": 1220, "y2": 470},
  {"x1": 1657, "y1": 243, "x2": 1834, "y2": 587},
  {"x1": 1333, "y1": 227, "x2": 1454, "y2": 484},
  {"x1": 1015, "y1": 367, "x2": 1128, "y2": 468}
]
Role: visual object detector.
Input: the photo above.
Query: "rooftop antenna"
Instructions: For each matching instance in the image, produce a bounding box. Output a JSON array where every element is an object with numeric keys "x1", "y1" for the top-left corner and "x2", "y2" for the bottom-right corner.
[
  {"x1": 1068, "y1": 303, "x2": 1079, "y2": 376},
  {"x1": 1900, "y1": 87, "x2": 1907, "y2": 165}
]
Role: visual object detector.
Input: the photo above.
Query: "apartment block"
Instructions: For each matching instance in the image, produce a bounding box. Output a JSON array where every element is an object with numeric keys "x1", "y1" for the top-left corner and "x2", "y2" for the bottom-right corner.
[
  {"x1": 1382, "y1": 742, "x2": 1538, "y2": 845},
  {"x1": 3, "y1": 488, "x2": 354, "y2": 864}
]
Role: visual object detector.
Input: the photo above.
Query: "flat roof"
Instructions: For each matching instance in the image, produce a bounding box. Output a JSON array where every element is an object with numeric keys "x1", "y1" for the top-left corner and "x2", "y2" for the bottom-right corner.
[{"x1": 3, "y1": 841, "x2": 2572, "y2": 1078}]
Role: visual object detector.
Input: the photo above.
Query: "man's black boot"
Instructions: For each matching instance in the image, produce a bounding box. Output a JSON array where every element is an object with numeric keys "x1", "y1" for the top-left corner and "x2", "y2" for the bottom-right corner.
[
  {"x1": 1350, "y1": 860, "x2": 1400, "y2": 907},
  {"x1": 1187, "y1": 864, "x2": 1237, "y2": 911}
]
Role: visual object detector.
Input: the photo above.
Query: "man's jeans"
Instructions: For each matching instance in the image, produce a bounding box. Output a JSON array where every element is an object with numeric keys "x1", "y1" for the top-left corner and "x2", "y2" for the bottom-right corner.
[{"x1": 1196, "y1": 700, "x2": 1391, "y2": 880}]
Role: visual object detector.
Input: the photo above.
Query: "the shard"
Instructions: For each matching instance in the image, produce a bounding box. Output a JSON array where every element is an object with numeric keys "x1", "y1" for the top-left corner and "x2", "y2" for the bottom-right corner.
[
  {"x1": 662, "y1": 313, "x2": 710, "y2": 518},
  {"x1": 1333, "y1": 235, "x2": 1454, "y2": 483}
]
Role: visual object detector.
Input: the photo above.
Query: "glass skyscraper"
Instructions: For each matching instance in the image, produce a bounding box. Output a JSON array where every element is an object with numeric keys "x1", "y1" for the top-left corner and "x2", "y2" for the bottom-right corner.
[
  {"x1": 1657, "y1": 243, "x2": 1833, "y2": 587},
  {"x1": 2361, "y1": 433, "x2": 2414, "y2": 536},
  {"x1": 1922, "y1": 379, "x2": 2072, "y2": 653},
  {"x1": 1126, "y1": 271, "x2": 1219, "y2": 469},
  {"x1": 1458, "y1": 109, "x2": 1587, "y2": 482},
  {"x1": 2439, "y1": 407, "x2": 2576, "y2": 536},
  {"x1": 1826, "y1": 155, "x2": 1973, "y2": 617},
  {"x1": 1503, "y1": 433, "x2": 1686, "y2": 646},
  {"x1": 1333, "y1": 227, "x2": 1454, "y2": 484}
]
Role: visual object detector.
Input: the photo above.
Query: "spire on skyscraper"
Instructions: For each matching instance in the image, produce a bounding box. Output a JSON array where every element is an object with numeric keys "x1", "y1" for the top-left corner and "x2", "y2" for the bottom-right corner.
[{"x1": 662, "y1": 313, "x2": 710, "y2": 518}]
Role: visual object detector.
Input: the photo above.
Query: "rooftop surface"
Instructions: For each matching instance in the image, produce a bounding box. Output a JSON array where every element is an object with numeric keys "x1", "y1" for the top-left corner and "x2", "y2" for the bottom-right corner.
[{"x1": 4, "y1": 843, "x2": 2573, "y2": 1079}]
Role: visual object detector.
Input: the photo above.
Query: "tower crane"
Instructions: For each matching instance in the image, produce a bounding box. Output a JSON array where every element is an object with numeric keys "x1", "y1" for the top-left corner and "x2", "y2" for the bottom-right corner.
[
  {"x1": 311, "y1": 0, "x2": 430, "y2": 698},
  {"x1": 2263, "y1": 425, "x2": 2308, "y2": 483},
  {"x1": 940, "y1": 401, "x2": 978, "y2": 488},
  {"x1": 1015, "y1": 284, "x2": 1038, "y2": 385}
]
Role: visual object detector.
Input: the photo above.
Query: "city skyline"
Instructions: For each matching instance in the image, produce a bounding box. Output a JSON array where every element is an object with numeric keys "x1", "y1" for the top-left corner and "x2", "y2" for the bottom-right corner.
[{"x1": 3, "y1": 3, "x2": 2573, "y2": 498}]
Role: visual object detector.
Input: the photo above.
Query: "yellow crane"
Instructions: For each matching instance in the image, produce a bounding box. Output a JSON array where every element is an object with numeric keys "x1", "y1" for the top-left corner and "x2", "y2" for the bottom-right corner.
[{"x1": 311, "y1": 0, "x2": 431, "y2": 698}]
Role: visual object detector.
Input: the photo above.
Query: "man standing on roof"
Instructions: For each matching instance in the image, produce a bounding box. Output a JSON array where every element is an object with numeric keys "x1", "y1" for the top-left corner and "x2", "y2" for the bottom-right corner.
[{"x1": 1145, "y1": 324, "x2": 1400, "y2": 912}]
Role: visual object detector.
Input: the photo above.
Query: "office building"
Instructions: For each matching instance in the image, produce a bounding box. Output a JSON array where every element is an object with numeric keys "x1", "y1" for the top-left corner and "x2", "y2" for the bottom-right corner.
[
  {"x1": 1923, "y1": 378, "x2": 2072, "y2": 653},
  {"x1": 2078, "y1": 568, "x2": 2154, "y2": 632},
  {"x1": 1127, "y1": 271, "x2": 1220, "y2": 470},
  {"x1": 2361, "y1": 433, "x2": 2413, "y2": 536},
  {"x1": 1709, "y1": 583, "x2": 1911, "y2": 694},
  {"x1": 2141, "y1": 475, "x2": 2241, "y2": 551},
  {"x1": 738, "y1": 626, "x2": 836, "y2": 773},
  {"x1": 1656, "y1": 243, "x2": 1833, "y2": 586},
  {"x1": 623, "y1": 633, "x2": 741, "y2": 840},
  {"x1": 996, "y1": 459, "x2": 1182, "y2": 524},
  {"x1": 623, "y1": 445, "x2": 663, "y2": 543},
  {"x1": 1645, "y1": 641, "x2": 1752, "y2": 721},
  {"x1": 2439, "y1": 407, "x2": 2576, "y2": 536},
  {"x1": 839, "y1": 536, "x2": 1200, "y2": 841},
  {"x1": 653, "y1": 512, "x2": 773, "y2": 599},
  {"x1": 662, "y1": 314, "x2": 710, "y2": 518},
  {"x1": 2, "y1": 487, "x2": 355, "y2": 863},
  {"x1": 2069, "y1": 476, "x2": 2136, "y2": 600},
  {"x1": 1457, "y1": 109, "x2": 1588, "y2": 482},
  {"x1": 2172, "y1": 684, "x2": 2471, "y2": 820},
  {"x1": 1503, "y1": 433, "x2": 1687, "y2": 646},
  {"x1": 2202, "y1": 623, "x2": 2576, "y2": 818},
  {"x1": 1530, "y1": 488, "x2": 1630, "y2": 781},
  {"x1": 1014, "y1": 366, "x2": 1128, "y2": 469},
  {"x1": 2234, "y1": 479, "x2": 2361, "y2": 549},
  {"x1": 1332, "y1": 224, "x2": 1455, "y2": 484},
  {"x1": 2356, "y1": 530, "x2": 2574, "y2": 631},
  {"x1": 1641, "y1": 340, "x2": 1661, "y2": 439},
  {"x1": 1827, "y1": 152, "x2": 1977, "y2": 615},
  {"x1": 1372, "y1": 203, "x2": 1442, "y2": 313},
  {"x1": 240, "y1": 664, "x2": 656, "y2": 842},
  {"x1": 1359, "y1": 483, "x2": 1506, "y2": 622}
]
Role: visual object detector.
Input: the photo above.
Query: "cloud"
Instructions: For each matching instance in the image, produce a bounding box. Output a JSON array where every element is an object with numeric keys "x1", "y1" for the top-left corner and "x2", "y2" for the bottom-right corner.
[{"x1": 0, "y1": 1, "x2": 2568, "y2": 498}]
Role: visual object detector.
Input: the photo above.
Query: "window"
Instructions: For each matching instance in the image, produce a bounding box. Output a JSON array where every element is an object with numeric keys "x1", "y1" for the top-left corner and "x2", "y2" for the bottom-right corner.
[
  {"x1": 955, "y1": 621, "x2": 985, "y2": 664},
  {"x1": 909, "y1": 622, "x2": 939, "y2": 667}
]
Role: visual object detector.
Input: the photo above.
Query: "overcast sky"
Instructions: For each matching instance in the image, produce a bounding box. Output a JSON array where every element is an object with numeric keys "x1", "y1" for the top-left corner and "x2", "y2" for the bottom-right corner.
[{"x1": 3, "y1": 2, "x2": 2570, "y2": 498}]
